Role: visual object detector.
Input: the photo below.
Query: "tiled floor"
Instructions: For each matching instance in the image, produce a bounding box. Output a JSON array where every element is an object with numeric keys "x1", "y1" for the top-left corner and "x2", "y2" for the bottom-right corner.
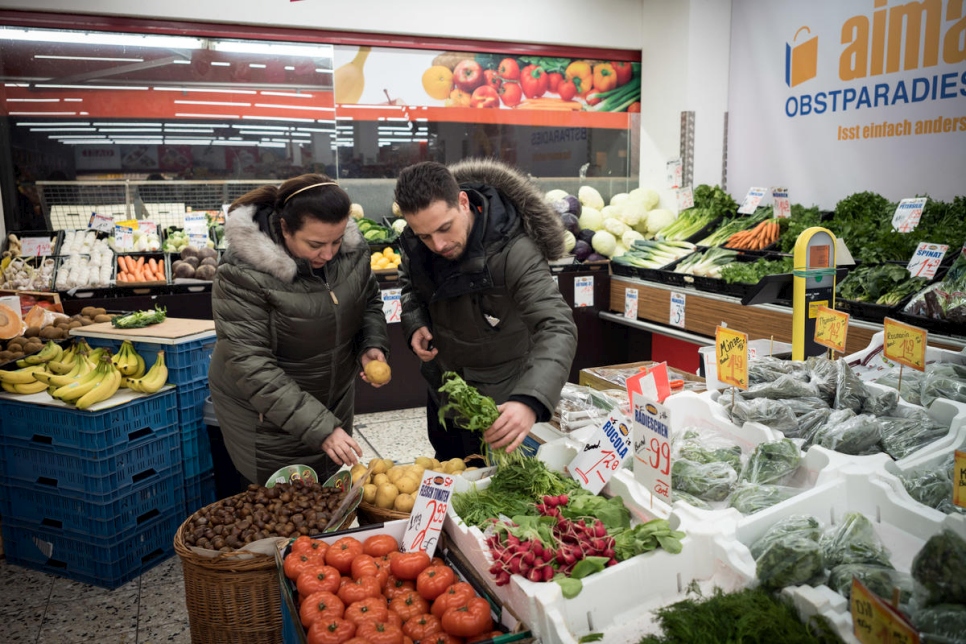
[{"x1": 0, "y1": 406, "x2": 433, "y2": 643}]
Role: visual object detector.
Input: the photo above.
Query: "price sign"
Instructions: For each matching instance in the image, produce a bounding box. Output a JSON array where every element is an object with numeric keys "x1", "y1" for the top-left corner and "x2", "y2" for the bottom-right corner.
[
  {"x1": 814, "y1": 306, "x2": 850, "y2": 353},
  {"x1": 568, "y1": 413, "x2": 632, "y2": 494},
  {"x1": 20, "y1": 236, "x2": 53, "y2": 257},
  {"x1": 114, "y1": 225, "x2": 135, "y2": 251},
  {"x1": 401, "y1": 470, "x2": 455, "y2": 558},
  {"x1": 184, "y1": 213, "x2": 209, "y2": 235},
  {"x1": 906, "y1": 243, "x2": 948, "y2": 279},
  {"x1": 954, "y1": 450, "x2": 966, "y2": 509},
  {"x1": 738, "y1": 187, "x2": 768, "y2": 215},
  {"x1": 623, "y1": 287, "x2": 638, "y2": 319},
  {"x1": 669, "y1": 292, "x2": 686, "y2": 328},
  {"x1": 381, "y1": 288, "x2": 401, "y2": 324},
  {"x1": 675, "y1": 186, "x2": 694, "y2": 212},
  {"x1": 851, "y1": 578, "x2": 920, "y2": 644},
  {"x1": 883, "y1": 317, "x2": 928, "y2": 371},
  {"x1": 139, "y1": 220, "x2": 158, "y2": 237},
  {"x1": 89, "y1": 212, "x2": 115, "y2": 233},
  {"x1": 715, "y1": 326, "x2": 749, "y2": 389},
  {"x1": 772, "y1": 187, "x2": 791, "y2": 219},
  {"x1": 666, "y1": 158, "x2": 683, "y2": 189},
  {"x1": 188, "y1": 232, "x2": 210, "y2": 249},
  {"x1": 891, "y1": 197, "x2": 928, "y2": 233},
  {"x1": 631, "y1": 393, "x2": 672, "y2": 504},
  {"x1": 574, "y1": 275, "x2": 594, "y2": 308}
]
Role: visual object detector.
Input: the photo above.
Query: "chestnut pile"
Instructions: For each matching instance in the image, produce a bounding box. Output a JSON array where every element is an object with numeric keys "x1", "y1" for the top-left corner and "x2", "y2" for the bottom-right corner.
[{"x1": 183, "y1": 479, "x2": 347, "y2": 552}]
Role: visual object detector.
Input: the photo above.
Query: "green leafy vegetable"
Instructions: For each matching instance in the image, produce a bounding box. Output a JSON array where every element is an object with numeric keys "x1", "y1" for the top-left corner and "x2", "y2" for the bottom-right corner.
[
  {"x1": 111, "y1": 305, "x2": 167, "y2": 329},
  {"x1": 438, "y1": 371, "x2": 500, "y2": 432},
  {"x1": 720, "y1": 256, "x2": 794, "y2": 284},
  {"x1": 612, "y1": 519, "x2": 685, "y2": 560},
  {"x1": 836, "y1": 263, "x2": 928, "y2": 305}
]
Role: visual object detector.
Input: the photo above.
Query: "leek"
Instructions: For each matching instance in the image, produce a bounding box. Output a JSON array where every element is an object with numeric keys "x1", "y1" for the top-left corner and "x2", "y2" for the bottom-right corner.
[{"x1": 673, "y1": 247, "x2": 739, "y2": 278}]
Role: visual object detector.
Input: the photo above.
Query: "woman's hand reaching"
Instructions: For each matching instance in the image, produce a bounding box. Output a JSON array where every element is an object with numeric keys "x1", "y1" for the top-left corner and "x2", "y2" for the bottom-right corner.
[{"x1": 322, "y1": 427, "x2": 363, "y2": 466}]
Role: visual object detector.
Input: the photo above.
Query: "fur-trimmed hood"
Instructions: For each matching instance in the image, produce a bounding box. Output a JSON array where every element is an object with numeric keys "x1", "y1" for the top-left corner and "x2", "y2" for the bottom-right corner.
[
  {"x1": 450, "y1": 157, "x2": 566, "y2": 260},
  {"x1": 223, "y1": 204, "x2": 366, "y2": 282}
]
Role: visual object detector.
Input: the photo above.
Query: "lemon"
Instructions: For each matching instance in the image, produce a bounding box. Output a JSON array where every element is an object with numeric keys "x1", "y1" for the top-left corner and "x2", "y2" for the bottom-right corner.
[{"x1": 383, "y1": 247, "x2": 394, "y2": 257}]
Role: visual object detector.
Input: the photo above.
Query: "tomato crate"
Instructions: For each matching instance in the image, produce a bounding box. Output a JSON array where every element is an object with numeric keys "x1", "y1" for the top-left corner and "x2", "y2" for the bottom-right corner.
[
  {"x1": 181, "y1": 419, "x2": 214, "y2": 480},
  {"x1": 0, "y1": 425, "x2": 181, "y2": 498},
  {"x1": 0, "y1": 467, "x2": 183, "y2": 539},
  {"x1": 176, "y1": 378, "x2": 209, "y2": 427},
  {"x1": 184, "y1": 471, "x2": 217, "y2": 516},
  {"x1": 0, "y1": 388, "x2": 177, "y2": 451},
  {"x1": 1, "y1": 513, "x2": 181, "y2": 589},
  {"x1": 83, "y1": 336, "x2": 214, "y2": 386}
]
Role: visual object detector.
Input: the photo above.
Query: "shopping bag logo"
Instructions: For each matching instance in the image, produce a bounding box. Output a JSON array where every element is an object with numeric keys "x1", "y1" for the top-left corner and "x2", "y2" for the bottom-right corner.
[{"x1": 785, "y1": 26, "x2": 818, "y2": 87}]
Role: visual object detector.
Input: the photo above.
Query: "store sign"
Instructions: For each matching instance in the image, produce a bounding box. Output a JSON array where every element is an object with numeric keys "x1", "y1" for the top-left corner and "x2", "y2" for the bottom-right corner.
[
  {"x1": 738, "y1": 187, "x2": 768, "y2": 214},
  {"x1": 906, "y1": 242, "x2": 947, "y2": 279},
  {"x1": 882, "y1": 317, "x2": 927, "y2": 372},
  {"x1": 813, "y1": 305, "x2": 849, "y2": 353},
  {"x1": 568, "y1": 413, "x2": 632, "y2": 495},
  {"x1": 631, "y1": 394, "x2": 672, "y2": 505},
  {"x1": 401, "y1": 471, "x2": 454, "y2": 558}
]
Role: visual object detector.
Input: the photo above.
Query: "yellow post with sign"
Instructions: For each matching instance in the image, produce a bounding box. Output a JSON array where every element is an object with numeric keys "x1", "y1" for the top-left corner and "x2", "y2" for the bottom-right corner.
[{"x1": 793, "y1": 227, "x2": 838, "y2": 361}]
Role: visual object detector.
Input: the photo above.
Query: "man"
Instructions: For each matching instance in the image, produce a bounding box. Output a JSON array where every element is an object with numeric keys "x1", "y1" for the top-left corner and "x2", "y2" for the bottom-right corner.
[{"x1": 394, "y1": 158, "x2": 578, "y2": 458}]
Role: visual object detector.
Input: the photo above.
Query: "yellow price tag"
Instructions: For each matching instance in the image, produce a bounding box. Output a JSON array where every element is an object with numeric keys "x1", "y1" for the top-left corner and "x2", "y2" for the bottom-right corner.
[
  {"x1": 116, "y1": 219, "x2": 139, "y2": 229},
  {"x1": 715, "y1": 326, "x2": 749, "y2": 390},
  {"x1": 814, "y1": 306, "x2": 850, "y2": 353},
  {"x1": 954, "y1": 450, "x2": 966, "y2": 509},
  {"x1": 883, "y1": 318, "x2": 928, "y2": 371},
  {"x1": 808, "y1": 300, "x2": 829, "y2": 317},
  {"x1": 851, "y1": 578, "x2": 920, "y2": 644}
]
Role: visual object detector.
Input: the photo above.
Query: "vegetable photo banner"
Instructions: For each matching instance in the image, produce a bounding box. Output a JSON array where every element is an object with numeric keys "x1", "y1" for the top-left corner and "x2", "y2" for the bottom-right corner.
[{"x1": 727, "y1": 0, "x2": 965, "y2": 210}]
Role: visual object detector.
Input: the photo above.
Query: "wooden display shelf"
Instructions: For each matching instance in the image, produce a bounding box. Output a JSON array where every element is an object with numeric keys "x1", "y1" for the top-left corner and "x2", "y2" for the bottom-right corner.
[{"x1": 609, "y1": 277, "x2": 965, "y2": 354}]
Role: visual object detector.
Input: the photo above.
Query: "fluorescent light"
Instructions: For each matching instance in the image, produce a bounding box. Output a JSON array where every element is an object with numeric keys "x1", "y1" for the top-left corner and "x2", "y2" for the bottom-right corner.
[
  {"x1": 51, "y1": 134, "x2": 106, "y2": 139},
  {"x1": 176, "y1": 112, "x2": 241, "y2": 119},
  {"x1": 284, "y1": 66, "x2": 295, "y2": 71},
  {"x1": 114, "y1": 139, "x2": 163, "y2": 144},
  {"x1": 212, "y1": 140, "x2": 258, "y2": 146},
  {"x1": 160, "y1": 128, "x2": 213, "y2": 134},
  {"x1": 60, "y1": 139, "x2": 115, "y2": 145},
  {"x1": 211, "y1": 61, "x2": 231, "y2": 67},
  {"x1": 258, "y1": 142, "x2": 287, "y2": 148},
  {"x1": 63, "y1": 98, "x2": 83, "y2": 102},
  {"x1": 238, "y1": 130, "x2": 288, "y2": 136},
  {"x1": 17, "y1": 121, "x2": 90, "y2": 126},
  {"x1": 155, "y1": 87, "x2": 257, "y2": 95},
  {"x1": 10, "y1": 111, "x2": 76, "y2": 116},
  {"x1": 254, "y1": 103, "x2": 333, "y2": 112},
  {"x1": 97, "y1": 128, "x2": 165, "y2": 133},
  {"x1": 248, "y1": 63, "x2": 266, "y2": 69},
  {"x1": 34, "y1": 54, "x2": 145, "y2": 63},
  {"x1": 233, "y1": 124, "x2": 289, "y2": 130},
  {"x1": 315, "y1": 119, "x2": 336, "y2": 125},
  {"x1": 164, "y1": 139, "x2": 211, "y2": 145},
  {"x1": 38, "y1": 84, "x2": 149, "y2": 90},
  {"x1": 110, "y1": 134, "x2": 163, "y2": 139},
  {"x1": 5, "y1": 83, "x2": 28, "y2": 87},
  {"x1": 241, "y1": 115, "x2": 314, "y2": 122},
  {"x1": 172, "y1": 60, "x2": 191, "y2": 65},
  {"x1": 0, "y1": 28, "x2": 203, "y2": 50},
  {"x1": 175, "y1": 100, "x2": 251, "y2": 107},
  {"x1": 7, "y1": 98, "x2": 60, "y2": 103},
  {"x1": 261, "y1": 91, "x2": 313, "y2": 98},
  {"x1": 93, "y1": 122, "x2": 163, "y2": 127},
  {"x1": 296, "y1": 126, "x2": 332, "y2": 132},
  {"x1": 211, "y1": 40, "x2": 332, "y2": 58},
  {"x1": 166, "y1": 122, "x2": 230, "y2": 128},
  {"x1": 30, "y1": 127, "x2": 96, "y2": 132}
]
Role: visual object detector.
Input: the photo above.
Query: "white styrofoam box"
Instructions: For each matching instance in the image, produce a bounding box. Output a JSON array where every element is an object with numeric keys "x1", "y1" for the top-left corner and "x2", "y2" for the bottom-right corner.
[
  {"x1": 699, "y1": 339, "x2": 794, "y2": 391},
  {"x1": 845, "y1": 330, "x2": 966, "y2": 383}
]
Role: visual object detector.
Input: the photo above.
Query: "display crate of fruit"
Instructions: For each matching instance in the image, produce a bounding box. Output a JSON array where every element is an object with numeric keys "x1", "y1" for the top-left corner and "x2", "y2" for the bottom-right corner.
[
  {"x1": 1, "y1": 230, "x2": 63, "y2": 292},
  {"x1": 168, "y1": 245, "x2": 220, "y2": 283}
]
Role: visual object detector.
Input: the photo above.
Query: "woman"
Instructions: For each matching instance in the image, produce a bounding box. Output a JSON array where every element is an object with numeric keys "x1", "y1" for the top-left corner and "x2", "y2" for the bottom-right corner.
[{"x1": 208, "y1": 174, "x2": 390, "y2": 489}]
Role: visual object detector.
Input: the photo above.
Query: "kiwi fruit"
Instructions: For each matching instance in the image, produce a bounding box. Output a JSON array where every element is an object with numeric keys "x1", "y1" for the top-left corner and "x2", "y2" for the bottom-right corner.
[
  {"x1": 40, "y1": 326, "x2": 66, "y2": 340},
  {"x1": 68, "y1": 320, "x2": 84, "y2": 329},
  {"x1": 79, "y1": 316, "x2": 93, "y2": 326},
  {"x1": 0, "y1": 350, "x2": 13, "y2": 363},
  {"x1": 24, "y1": 326, "x2": 41, "y2": 338},
  {"x1": 93, "y1": 314, "x2": 114, "y2": 323},
  {"x1": 80, "y1": 306, "x2": 99, "y2": 318}
]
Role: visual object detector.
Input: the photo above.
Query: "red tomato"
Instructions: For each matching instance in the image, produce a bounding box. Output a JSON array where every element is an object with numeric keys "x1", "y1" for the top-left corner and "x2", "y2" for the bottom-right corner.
[
  {"x1": 482, "y1": 69, "x2": 502, "y2": 91},
  {"x1": 430, "y1": 582, "x2": 477, "y2": 618},
  {"x1": 547, "y1": 71, "x2": 564, "y2": 93},
  {"x1": 344, "y1": 596, "x2": 390, "y2": 626},
  {"x1": 498, "y1": 82, "x2": 523, "y2": 108},
  {"x1": 557, "y1": 79, "x2": 577, "y2": 102},
  {"x1": 389, "y1": 551, "x2": 431, "y2": 580},
  {"x1": 363, "y1": 534, "x2": 400, "y2": 558},
  {"x1": 297, "y1": 564, "x2": 343, "y2": 597},
  {"x1": 350, "y1": 554, "x2": 388, "y2": 586},
  {"x1": 497, "y1": 58, "x2": 521, "y2": 81},
  {"x1": 338, "y1": 575, "x2": 383, "y2": 605},
  {"x1": 441, "y1": 597, "x2": 493, "y2": 639},
  {"x1": 384, "y1": 610, "x2": 403, "y2": 629},
  {"x1": 402, "y1": 613, "x2": 442, "y2": 641},
  {"x1": 326, "y1": 537, "x2": 364, "y2": 575},
  {"x1": 356, "y1": 621, "x2": 405, "y2": 644},
  {"x1": 416, "y1": 565, "x2": 456, "y2": 602},
  {"x1": 421, "y1": 633, "x2": 463, "y2": 644},
  {"x1": 469, "y1": 85, "x2": 499, "y2": 109},
  {"x1": 612, "y1": 61, "x2": 634, "y2": 86},
  {"x1": 383, "y1": 574, "x2": 417, "y2": 599},
  {"x1": 284, "y1": 551, "x2": 325, "y2": 581},
  {"x1": 520, "y1": 65, "x2": 549, "y2": 99},
  {"x1": 388, "y1": 589, "x2": 429, "y2": 622},
  {"x1": 291, "y1": 536, "x2": 328, "y2": 558},
  {"x1": 307, "y1": 617, "x2": 356, "y2": 644},
  {"x1": 300, "y1": 591, "x2": 345, "y2": 628}
]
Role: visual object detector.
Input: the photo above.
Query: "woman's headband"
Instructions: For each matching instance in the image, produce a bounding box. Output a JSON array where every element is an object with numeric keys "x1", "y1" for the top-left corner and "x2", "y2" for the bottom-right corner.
[{"x1": 283, "y1": 181, "x2": 339, "y2": 204}]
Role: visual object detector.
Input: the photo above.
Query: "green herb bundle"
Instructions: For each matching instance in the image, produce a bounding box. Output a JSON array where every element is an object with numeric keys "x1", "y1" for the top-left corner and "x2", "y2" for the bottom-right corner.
[
  {"x1": 437, "y1": 371, "x2": 499, "y2": 432},
  {"x1": 111, "y1": 305, "x2": 167, "y2": 329}
]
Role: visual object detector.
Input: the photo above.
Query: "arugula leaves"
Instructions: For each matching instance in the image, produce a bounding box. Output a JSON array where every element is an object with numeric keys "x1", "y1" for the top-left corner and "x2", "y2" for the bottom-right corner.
[{"x1": 437, "y1": 371, "x2": 500, "y2": 432}]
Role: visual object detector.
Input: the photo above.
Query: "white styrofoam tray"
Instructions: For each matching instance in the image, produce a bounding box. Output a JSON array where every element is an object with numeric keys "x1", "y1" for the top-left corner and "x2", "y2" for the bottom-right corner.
[
  {"x1": 845, "y1": 330, "x2": 966, "y2": 383},
  {"x1": 699, "y1": 339, "x2": 794, "y2": 391}
]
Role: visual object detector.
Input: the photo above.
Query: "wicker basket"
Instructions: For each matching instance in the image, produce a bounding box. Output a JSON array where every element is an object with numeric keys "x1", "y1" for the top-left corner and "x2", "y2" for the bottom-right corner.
[{"x1": 356, "y1": 501, "x2": 411, "y2": 525}]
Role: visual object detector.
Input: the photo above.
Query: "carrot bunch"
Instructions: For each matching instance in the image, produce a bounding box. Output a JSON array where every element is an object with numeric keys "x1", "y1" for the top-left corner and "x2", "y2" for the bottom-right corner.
[
  {"x1": 117, "y1": 255, "x2": 165, "y2": 283},
  {"x1": 723, "y1": 220, "x2": 781, "y2": 250}
]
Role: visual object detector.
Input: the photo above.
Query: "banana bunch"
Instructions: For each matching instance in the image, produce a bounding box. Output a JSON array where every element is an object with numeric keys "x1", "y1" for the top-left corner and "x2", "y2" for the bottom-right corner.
[
  {"x1": 0, "y1": 340, "x2": 99, "y2": 395},
  {"x1": 15, "y1": 340, "x2": 63, "y2": 368},
  {"x1": 0, "y1": 363, "x2": 51, "y2": 394},
  {"x1": 49, "y1": 355, "x2": 122, "y2": 410},
  {"x1": 34, "y1": 354, "x2": 95, "y2": 388},
  {"x1": 112, "y1": 340, "x2": 146, "y2": 379},
  {"x1": 126, "y1": 351, "x2": 168, "y2": 394}
]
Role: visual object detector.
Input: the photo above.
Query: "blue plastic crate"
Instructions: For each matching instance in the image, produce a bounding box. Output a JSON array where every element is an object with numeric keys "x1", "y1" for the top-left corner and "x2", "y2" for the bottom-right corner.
[
  {"x1": 84, "y1": 337, "x2": 213, "y2": 385},
  {"x1": 181, "y1": 419, "x2": 213, "y2": 480},
  {"x1": 0, "y1": 389, "x2": 177, "y2": 450},
  {"x1": 184, "y1": 471, "x2": 217, "y2": 515},
  {"x1": 2, "y1": 514, "x2": 181, "y2": 589},
  {"x1": 176, "y1": 379, "x2": 209, "y2": 427},
  {"x1": 0, "y1": 426, "x2": 181, "y2": 497},
  {"x1": 0, "y1": 467, "x2": 183, "y2": 539}
]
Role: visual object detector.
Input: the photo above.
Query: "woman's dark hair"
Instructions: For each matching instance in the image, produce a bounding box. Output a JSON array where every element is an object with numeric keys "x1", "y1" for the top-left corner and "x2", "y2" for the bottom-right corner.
[
  {"x1": 394, "y1": 161, "x2": 460, "y2": 215},
  {"x1": 229, "y1": 173, "x2": 351, "y2": 232}
]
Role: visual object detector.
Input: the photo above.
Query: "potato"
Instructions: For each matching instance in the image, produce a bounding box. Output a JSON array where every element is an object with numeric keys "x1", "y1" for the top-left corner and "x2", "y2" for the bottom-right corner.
[
  {"x1": 349, "y1": 463, "x2": 369, "y2": 484},
  {"x1": 362, "y1": 483, "x2": 377, "y2": 504},
  {"x1": 374, "y1": 483, "x2": 399, "y2": 509},
  {"x1": 393, "y1": 493, "x2": 415, "y2": 513},
  {"x1": 369, "y1": 458, "x2": 390, "y2": 475},
  {"x1": 395, "y1": 475, "x2": 419, "y2": 495},
  {"x1": 372, "y1": 472, "x2": 390, "y2": 487},
  {"x1": 414, "y1": 456, "x2": 434, "y2": 469}
]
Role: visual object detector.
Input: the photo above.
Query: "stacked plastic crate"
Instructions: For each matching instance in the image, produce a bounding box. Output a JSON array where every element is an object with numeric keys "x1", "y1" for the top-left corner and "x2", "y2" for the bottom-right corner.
[{"x1": 0, "y1": 390, "x2": 182, "y2": 588}]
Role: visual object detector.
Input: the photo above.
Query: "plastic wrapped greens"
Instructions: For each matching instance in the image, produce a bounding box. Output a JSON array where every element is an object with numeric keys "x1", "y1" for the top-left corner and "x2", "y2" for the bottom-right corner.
[
  {"x1": 899, "y1": 455, "x2": 964, "y2": 515},
  {"x1": 748, "y1": 355, "x2": 806, "y2": 385},
  {"x1": 880, "y1": 412, "x2": 950, "y2": 460},
  {"x1": 728, "y1": 398, "x2": 799, "y2": 435},
  {"x1": 834, "y1": 358, "x2": 870, "y2": 412},
  {"x1": 805, "y1": 355, "x2": 838, "y2": 403},
  {"x1": 861, "y1": 387, "x2": 899, "y2": 416},
  {"x1": 911, "y1": 529, "x2": 966, "y2": 606},
  {"x1": 751, "y1": 515, "x2": 826, "y2": 590},
  {"x1": 783, "y1": 396, "x2": 831, "y2": 416},
  {"x1": 739, "y1": 439, "x2": 803, "y2": 485},
  {"x1": 671, "y1": 459, "x2": 738, "y2": 502},
  {"x1": 795, "y1": 407, "x2": 832, "y2": 443},
  {"x1": 874, "y1": 368, "x2": 925, "y2": 406},
  {"x1": 676, "y1": 431, "x2": 743, "y2": 471},
  {"x1": 742, "y1": 375, "x2": 821, "y2": 400},
  {"x1": 827, "y1": 563, "x2": 912, "y2": 602},
  {"x1": 727, "y1": 482, "x2": 798, "y2": 515},
  {"x1": 921, "y1": 363, "x2": 966, "y2": 407},
  {"x1": 672, "y1": 489, "x2": 712, "y2": 510},
  {"x1": 813, "y1": 413, "x2": 883, "y2": 455},
  {"x1": 911, "y1": 604, "x2": 966, "y2": 643},
  {"x1": 820, "y1": 511, "x2": 892, "y2": 569}
]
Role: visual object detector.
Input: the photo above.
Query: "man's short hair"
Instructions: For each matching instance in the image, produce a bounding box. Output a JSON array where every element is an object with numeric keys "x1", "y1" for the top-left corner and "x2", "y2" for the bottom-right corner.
[{"x1": 394, "y1": 161, "x2": 460, "y2": 215}]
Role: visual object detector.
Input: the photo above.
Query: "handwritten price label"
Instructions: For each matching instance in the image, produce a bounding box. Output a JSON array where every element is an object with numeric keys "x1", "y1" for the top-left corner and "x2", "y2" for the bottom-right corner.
[
  {"x1": 183, "y1": 213, "x2": 209, "y2": 235},
  {"x1": 381, "y1": 288, "x2": 401, "y2": 324},
  {"x1": 675, "y1": 186, "x2": 694, "y2": 212},
  {"x1": 814, "y1": 306, "x2": 850, "y2": 353},
  {"x1": 114, "y1": 225, "x2": 135, "y2": 251},
  {"x1": 851, "y1": 578, "x2": 920, "y2": 644},
  {"x1": 772, "y1": 188, "x2": 791, "y2": 219},
  {"x1": 89, "y1": 212, "x2": 116, "y2": 233},
  {"x1": 666, "y1": 159, "x2": 683, "y2": 189},
  {"x1": 669, "y1": 292, "x2": 686, "y2": 328},
  {"x1": 883, "y1": 317, "x2": 927, "y2": 371},
  {"x1": 631, "y1": 393, "x2": 672, "y2": 503},
  {"x1": 20, "y1": 236, "x2": 53, "y2": 257},
  {"x1": 574, "y1": 275, "x2": 594, "y2": 308},
  {"x1": 954, "y1": 450, "x2": 966, "y2": 509},
  {"x1": 624, "y1": 287, "x2": 638, "y2": 320},
  {"x1": 906, "y1": 243, "x2": 948, "y2": 279},
  {"x1": 738, "y1": 187, "x2": 768, "y2": 215},
  {"x1": 401, "y1": 470, "x2": 454, "y2": 559},
  {"x1": 892, "y1": 197, "x2": 928, "y2": 233},
  {"x1": 715, "y1": 326, "x2": 749, "y2": 389},
  {"x1": 568, "y1": 413, "x2": 632, "y2": 495}
]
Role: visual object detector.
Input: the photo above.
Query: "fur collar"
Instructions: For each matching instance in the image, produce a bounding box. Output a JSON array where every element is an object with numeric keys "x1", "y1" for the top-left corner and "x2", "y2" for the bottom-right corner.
[
  {"x1": 450, "y1": 157, "x2": 566, "y2": 260},
  {"x1": 224, "y1": 204, "x2": 366, "y2": 282}
]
